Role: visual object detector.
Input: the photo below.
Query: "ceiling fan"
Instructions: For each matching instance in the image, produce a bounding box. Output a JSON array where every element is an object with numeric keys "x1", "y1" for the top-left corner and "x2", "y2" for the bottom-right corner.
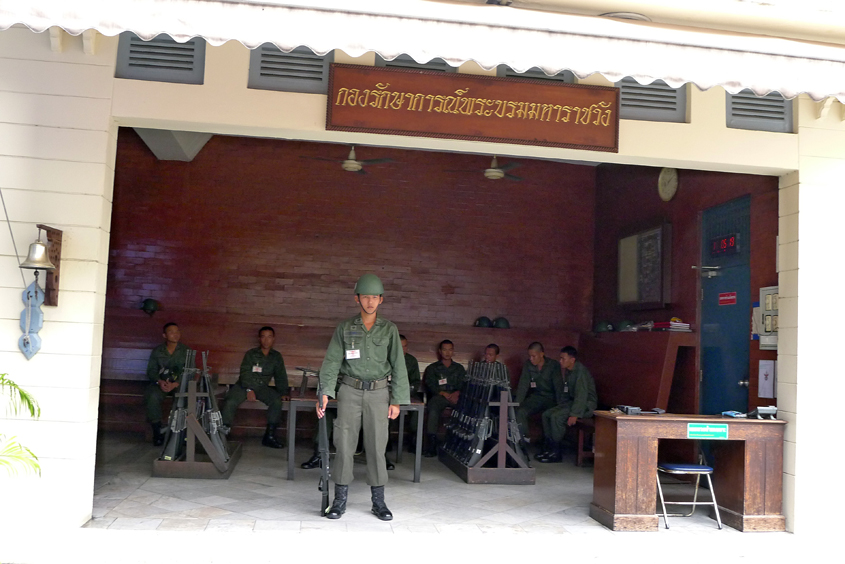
[
  {"x1": 300, "y1": 145, "x2": 394, "y2": 174},
  {"x1": 447, "y1": 156, "x2": 522, "y2": 181}
]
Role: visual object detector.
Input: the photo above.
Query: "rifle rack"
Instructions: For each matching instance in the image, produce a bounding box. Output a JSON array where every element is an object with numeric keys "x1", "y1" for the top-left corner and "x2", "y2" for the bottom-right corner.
[
  {"x1": 439, "y1": 390, "x2": 536, "y2": 485},
  {"x1": 152, "y1": 380, "x2": 242, "y2": 479}
]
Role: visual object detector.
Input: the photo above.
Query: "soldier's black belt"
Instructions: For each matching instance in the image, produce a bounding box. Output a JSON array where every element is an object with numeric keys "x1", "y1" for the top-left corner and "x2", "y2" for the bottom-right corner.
[{"x1": 341, "y1": 375, "x2": 389, "y2": 391}]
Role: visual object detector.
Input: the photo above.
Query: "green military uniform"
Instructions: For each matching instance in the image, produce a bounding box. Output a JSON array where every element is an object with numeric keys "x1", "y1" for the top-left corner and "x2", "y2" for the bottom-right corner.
[
  {"x1": 515, "y1": 357, "x2": 563, "y2": 439},
  {"x1": 222, "y1": 347, "x2": 290, "y2": 426},
  {"x1": 423, "y1": 360, "x2": 467, "y2": 435},
  {"x1": 143, "y1": 342, "x2": 189, "y2": 423},
  {"x1": 319, "y1": 314, "x2": 409, "y2": 487},
  {"x1": 405, "y1": 352, "x2": 422, "y2": 399},
  {"x1": 541, "y1": 360, "x2": 597, "y2": 442}
]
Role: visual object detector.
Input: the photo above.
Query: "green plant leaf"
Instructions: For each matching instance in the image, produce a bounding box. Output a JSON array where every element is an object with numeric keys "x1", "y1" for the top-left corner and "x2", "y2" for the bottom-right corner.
[
  {"x1": 0, "y1": 373, "x2": 41, "y2": 418},
  {"x1": 0, "y1": 434, "x2": 41, "y2": 476}
]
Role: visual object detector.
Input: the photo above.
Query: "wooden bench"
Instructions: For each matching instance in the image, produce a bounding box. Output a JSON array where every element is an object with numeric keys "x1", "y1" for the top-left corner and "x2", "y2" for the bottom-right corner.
[{"x1": 573, "y1": 418, "x2": 595, "y2": 467}]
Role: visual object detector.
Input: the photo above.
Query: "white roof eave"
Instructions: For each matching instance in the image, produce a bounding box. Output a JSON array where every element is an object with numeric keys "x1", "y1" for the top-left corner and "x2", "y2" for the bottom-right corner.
[{"x1": 2, "y1": 0, "x2": 844, "y2": 102}]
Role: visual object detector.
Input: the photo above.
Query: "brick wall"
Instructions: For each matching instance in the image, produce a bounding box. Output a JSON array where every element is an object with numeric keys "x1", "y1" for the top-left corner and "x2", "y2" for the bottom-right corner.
[{"x1": 104, "y1": 129, "x2": 595, "y2": 382}]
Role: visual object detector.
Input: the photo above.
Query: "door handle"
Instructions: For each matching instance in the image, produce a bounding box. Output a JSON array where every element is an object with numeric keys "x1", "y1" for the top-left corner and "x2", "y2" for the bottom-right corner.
[
  {"x1": 738, "y1": 380, "x2": 749, "y2": 388},
  {"x1": 692, "y1": 265, "x2": 721, "y2": 278}
]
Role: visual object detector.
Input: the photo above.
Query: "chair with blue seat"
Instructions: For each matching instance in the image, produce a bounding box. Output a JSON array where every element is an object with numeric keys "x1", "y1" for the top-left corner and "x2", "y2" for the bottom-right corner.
[{"x1": 656, "y1": 451, "x2": 723, "y2": 530}]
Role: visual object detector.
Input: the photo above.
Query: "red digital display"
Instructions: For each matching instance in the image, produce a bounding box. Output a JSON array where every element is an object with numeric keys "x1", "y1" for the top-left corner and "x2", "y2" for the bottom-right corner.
[{"x1": 710, "y1": 233, "x2": 740, "y2": 257}]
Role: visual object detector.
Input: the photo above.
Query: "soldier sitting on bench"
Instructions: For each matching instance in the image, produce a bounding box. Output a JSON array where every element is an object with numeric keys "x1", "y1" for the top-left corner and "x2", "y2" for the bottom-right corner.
[
  {"x1": 536, "y1": 346, "x2": 597, "y2": 463},
  {"x1": 422, "y1": 339, "x2": 466, "y2": 457},
  {"x1": 221, "y1": 326, "x2": 290, "y2": 448}
]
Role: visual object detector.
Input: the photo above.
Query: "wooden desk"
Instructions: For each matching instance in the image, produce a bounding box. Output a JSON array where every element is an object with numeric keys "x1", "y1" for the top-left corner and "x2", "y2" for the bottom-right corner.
[
  {"x1": 286, "y1": 396, "x2": 424, "y2": 483},
  {"x1": 591, "y1": 411, "x2": 786, "y2": 532}
]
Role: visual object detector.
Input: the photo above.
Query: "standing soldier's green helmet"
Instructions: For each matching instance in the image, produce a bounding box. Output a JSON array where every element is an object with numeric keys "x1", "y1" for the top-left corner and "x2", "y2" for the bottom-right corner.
[{"x1": 354, "y1": 273, "x2": 384, "y2": 295}]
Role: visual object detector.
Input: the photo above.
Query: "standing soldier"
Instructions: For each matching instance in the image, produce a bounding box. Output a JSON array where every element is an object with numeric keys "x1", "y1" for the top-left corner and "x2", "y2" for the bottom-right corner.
[
  {"x1": 144, "y1": 322, "x2": 189, "y2": 446},
  {"x1": 316, "y1": 274, "x2": 409, "y2": 520},
  {"x1": 221, "y1": 326, "x2": 290, "y2": 448}
]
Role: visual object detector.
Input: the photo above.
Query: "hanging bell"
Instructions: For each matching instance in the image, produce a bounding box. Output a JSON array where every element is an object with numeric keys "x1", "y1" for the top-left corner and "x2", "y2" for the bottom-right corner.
[{"x1": 20, "y1": 237, "x2": 56, "y2": 270}]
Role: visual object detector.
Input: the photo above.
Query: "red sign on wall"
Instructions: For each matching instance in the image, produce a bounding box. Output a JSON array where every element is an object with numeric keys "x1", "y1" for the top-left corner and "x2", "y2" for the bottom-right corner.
[
  {"x1": 718, "y1": 292, "x2": 737, "y2": 306},
  {"x1": 327, "y1": 64, "x2": 620, "y2": 152}
]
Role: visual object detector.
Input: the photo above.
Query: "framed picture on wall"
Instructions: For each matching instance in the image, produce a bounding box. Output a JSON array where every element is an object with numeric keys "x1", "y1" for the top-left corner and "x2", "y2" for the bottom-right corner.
[{"x1": 617, "y1": 223, "x2": 671, "y2": 309}]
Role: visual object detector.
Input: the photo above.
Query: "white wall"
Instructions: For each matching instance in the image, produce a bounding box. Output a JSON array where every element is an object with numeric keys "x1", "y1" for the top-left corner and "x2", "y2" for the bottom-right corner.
[
  {"x1": 0, "y1": 26, "x2": 117, "y2": 528},
  {"x1": 787, "y1": 96, "x2": 845, "y2": 535}
]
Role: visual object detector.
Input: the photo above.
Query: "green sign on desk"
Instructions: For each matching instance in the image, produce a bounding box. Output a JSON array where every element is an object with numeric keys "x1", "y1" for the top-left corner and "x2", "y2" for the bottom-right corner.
[{"x1": 687, "y1": 423, "x2": 729, "y2": 440}]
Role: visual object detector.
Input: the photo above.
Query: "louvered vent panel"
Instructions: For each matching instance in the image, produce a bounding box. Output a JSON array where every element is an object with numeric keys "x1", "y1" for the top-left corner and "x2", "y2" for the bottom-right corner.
[
  {"x1": 127, "y1": 36, "x2": 196, "y2": 71},
  {"x1": 375, "y1": 54, "x2": 456, "y2": 73},
  {"x1": 248, "y1": 45, "x2": 332, "y2": 93},
  {"x1": 618, "y1": 78, "x2": 686, "y2": 122},
  {"x1": 116, "y1": 33, "x2": 205, "y2": 84},
  {"x1": 727, "y1": 90, "x2": 792, "y2": 133},
  {"x1": 497, "y1": 65, "x2": 574, "y2": 83}
]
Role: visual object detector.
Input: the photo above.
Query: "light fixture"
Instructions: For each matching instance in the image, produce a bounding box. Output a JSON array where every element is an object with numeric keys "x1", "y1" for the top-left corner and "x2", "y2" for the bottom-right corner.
[
  {"x1": 484, "y1": 156, "x2": 505, "y2": 180},
  {"x1": 341, "y1": 146, "x2": 363, "y2": 172},
  {"x1": 599, "y1": 12, "x2": 652, "y2": 22}
]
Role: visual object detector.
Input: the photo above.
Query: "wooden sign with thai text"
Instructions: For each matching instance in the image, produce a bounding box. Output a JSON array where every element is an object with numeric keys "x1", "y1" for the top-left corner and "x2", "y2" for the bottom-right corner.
[{"x1": 327, "y1": 64, "x2": 619, "y2": 152}]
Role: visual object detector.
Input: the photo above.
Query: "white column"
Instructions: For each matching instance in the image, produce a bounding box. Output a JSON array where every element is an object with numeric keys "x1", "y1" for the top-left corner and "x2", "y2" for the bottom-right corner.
[
  {"x1": 788, "y1": 94, "x2": 845, "y2": 535},
  {"x1": 0, "y1": 27, "x2": 117, "y2": 528}
]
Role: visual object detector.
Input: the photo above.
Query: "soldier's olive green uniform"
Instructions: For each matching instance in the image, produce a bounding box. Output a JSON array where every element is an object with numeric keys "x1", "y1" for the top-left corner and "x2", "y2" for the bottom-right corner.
[
  {"x1": 515, "y1": 357, "x2": 563, "y2": 439},
  {"x1": 144, "y1": 342, "x2": 189, "y2": 423},
  {"x1": 319, "y1": 314, "x2": 409, "y2": 486},
  {"x1": 222, "y1": 347, "x2": 290, "y2": 426},
  {"x1": 399, "y1": 352, "x2": 422, "y2": 434},
  {"x1": 542, "y1": 361, "x2": 597, "y2": 442},
  {"x1": 423, "y1": 360, "x2": 467, "y2": 435}
]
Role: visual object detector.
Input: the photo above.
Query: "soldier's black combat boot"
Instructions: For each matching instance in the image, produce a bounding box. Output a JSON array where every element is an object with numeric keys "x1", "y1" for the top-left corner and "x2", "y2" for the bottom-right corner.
[
  {"x1": 534, "y1": 438, "x2": 552, "y2": 461},
  {"x1": 301, "y1": 451, "x2": 321, "y2": 469},
  {"x1": 262, "y1": 424, "x2": 285, "y2": 449},
  {"x1": 537, "y1": 441, "x2": 563, "y2": 463},
  {"x1": 371, "y1": 486, "x2": 393, "y2": 521},
  {"x1": 423, "y1": 433, "x2": 438, "y2": 458},
  {"x1": 326, "y1": 484, "x2": 348, "y2": 519},
  {"x1": 151, "y1": 422, "x2": 164, "y2": 447}
]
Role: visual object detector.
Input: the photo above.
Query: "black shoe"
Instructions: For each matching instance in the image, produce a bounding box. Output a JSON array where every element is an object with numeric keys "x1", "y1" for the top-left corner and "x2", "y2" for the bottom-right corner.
[
  {"x1": 535, "y1": 451, "x2": 551, "y2": 461},
  {"x1": 423, "y1": 434, "x2": 438, "y2": 458},
  {"x1": 326, "y1": 484, "x2": 348, "y2": 519},
  {"x1": 386, "y1": 459, "x2": 395, "y2": 470},
  {"x1": 371, "y1": 486, "x2": 393, "y2": 521},
  {"x1": 537, "y1": 452, "x2": 563, "y2": 463},
  {"x1": 262, "y1": 424, "x2": 285, "y2": 449},
  {"x1": 151, "y1": 423, "x2": 164, "y2": 447},
  {"x1": 301, "y1": 453, "x2": 321, "y2": 469}
]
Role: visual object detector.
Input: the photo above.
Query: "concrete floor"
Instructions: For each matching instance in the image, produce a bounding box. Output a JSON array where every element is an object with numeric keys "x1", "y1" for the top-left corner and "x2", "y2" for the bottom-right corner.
[{"x1": 1, "y1": 431, "x2": 804, "y2": 563}]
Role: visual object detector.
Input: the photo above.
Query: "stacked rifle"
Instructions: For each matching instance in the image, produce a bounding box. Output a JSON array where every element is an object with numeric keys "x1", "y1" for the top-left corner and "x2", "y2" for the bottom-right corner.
[
  {"x1": 442, "y1": 361, "x2": 525, "y2": 467},
  {"x1": 159, "y1": 350, "x2": 230, "y2": 465}
]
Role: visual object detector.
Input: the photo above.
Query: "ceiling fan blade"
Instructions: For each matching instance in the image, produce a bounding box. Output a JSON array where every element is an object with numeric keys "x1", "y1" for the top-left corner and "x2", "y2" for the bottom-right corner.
[
  {"x1": 505, "y1": 173, "x2": 523, "y2": 181},
  {"x1": 299, "y1": 156, "x2": 341, "y2": 163},
  {"x1": 359, "y1": 158, "x2": 394, "y2": 164},
  {"x1": 499, "y1": 162, "x2": 521, "y2": 172}
]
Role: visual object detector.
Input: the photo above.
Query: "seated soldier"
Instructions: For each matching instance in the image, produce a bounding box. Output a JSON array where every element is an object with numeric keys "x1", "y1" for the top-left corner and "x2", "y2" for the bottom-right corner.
[
  {"x1": 536, "y1": 346, "x2": 598, "y2": 463},
  {"x1": 221, "y1": 326, "x2": 290, "y2": 448},
  {"x1": 144, "y1": 322, "x2": 189, "y2": 446},
  {"x1": 514, "y1": 342, "x2": 563, "y2": 451},
  {"x1": 422, "y1": 339, "x2": 466, "y2": 457},
  {"x1": 484, "y1": 343, "x2": 501, "y2": 364}
]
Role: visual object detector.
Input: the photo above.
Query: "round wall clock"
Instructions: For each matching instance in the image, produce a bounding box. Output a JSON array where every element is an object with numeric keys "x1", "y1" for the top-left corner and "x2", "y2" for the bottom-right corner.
[{"x1": 658, "y1": 167, "x2": 678, "y2": 202}]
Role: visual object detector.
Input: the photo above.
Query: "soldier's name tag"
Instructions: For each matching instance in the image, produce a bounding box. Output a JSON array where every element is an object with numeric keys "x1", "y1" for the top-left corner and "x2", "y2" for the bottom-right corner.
[
  {"x1": 530, "y1": 381, "x2": 537, "y2": 388},
  {"x1": 563, "y1": 384, "x2": 569, "y2": 393},
  {"x1": 438, "y1": 378, "x2": 447, "y2": 386},
  {"x1": 346, "y1": 349, "x2": 361, "y2": 360},
  {"x1": 252, "y1": 365, "x2": 262, "y2": 373}
]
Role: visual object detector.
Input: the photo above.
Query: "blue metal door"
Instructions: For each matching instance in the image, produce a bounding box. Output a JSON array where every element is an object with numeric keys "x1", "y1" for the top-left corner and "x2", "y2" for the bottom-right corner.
[{"x1": 700, "y1": 196, "x2": 750, "y2": 414}]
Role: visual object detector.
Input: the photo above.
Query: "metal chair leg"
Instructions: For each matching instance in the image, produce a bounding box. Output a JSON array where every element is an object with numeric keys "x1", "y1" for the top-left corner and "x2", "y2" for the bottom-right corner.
[
  {"x1": 706, "y1": 473, "x2": 723, "y2": 529},
  {"x1": 656, "y1": 474, "x2": 670, "y2": 529}
]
